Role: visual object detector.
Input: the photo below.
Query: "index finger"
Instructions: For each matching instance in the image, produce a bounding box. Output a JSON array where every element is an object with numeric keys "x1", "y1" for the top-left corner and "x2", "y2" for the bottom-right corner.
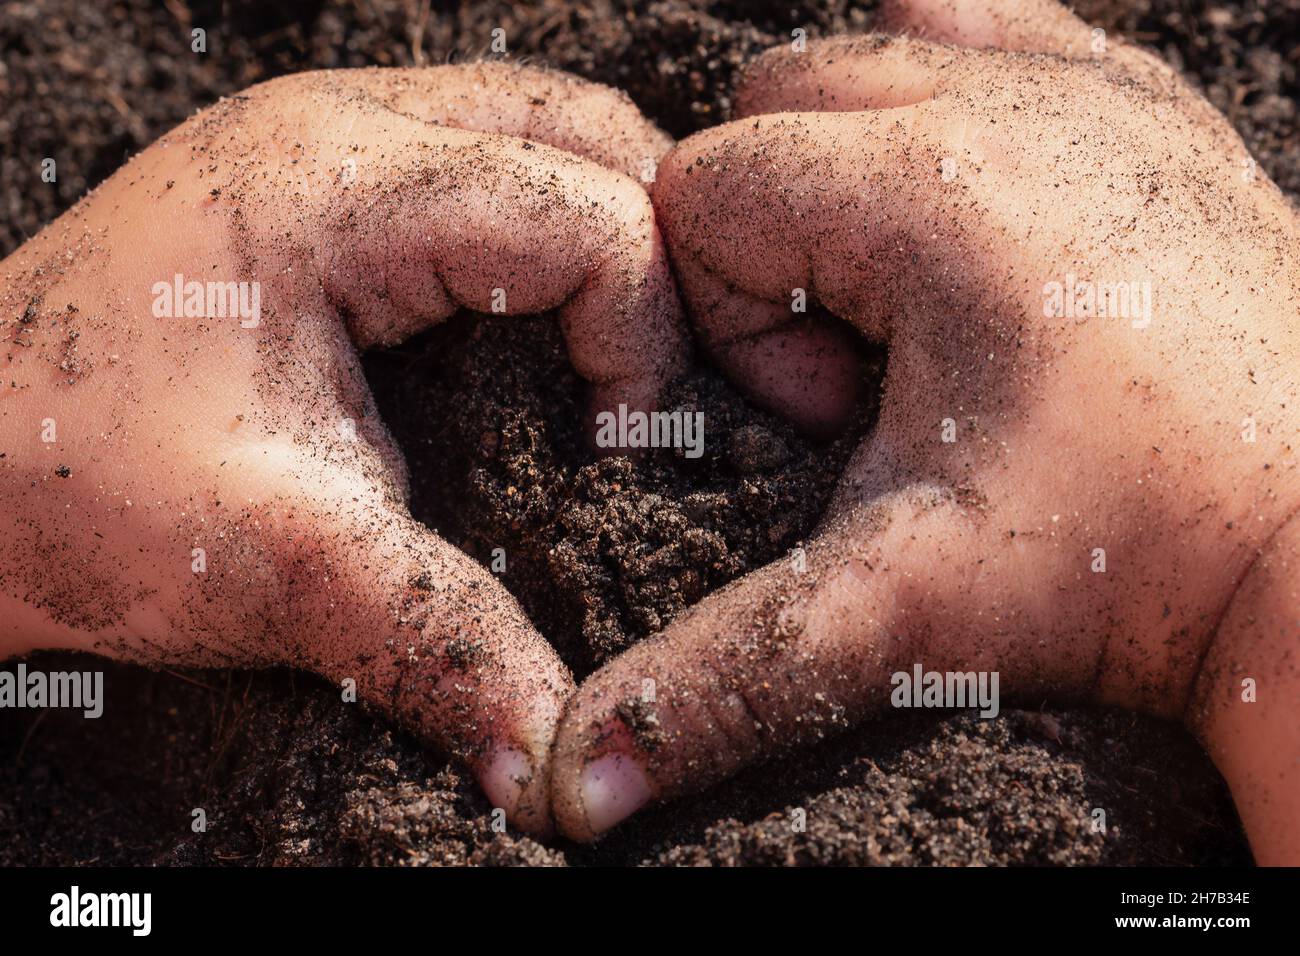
[{"x1": 652, "y1": 106, "x2": 940, "y2": 433}]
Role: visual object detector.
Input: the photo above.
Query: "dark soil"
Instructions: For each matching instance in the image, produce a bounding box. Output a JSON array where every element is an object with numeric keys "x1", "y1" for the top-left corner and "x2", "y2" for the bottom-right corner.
[
  {"x1": 364, "y1": 313, "x2": 876, "y2": 673},
  {"x1": 3, "y1": 0, "x2": 1287, "y2": 866},
  {"x1": 0, "y1": 655, "x2": 1248, "y2": 866}
]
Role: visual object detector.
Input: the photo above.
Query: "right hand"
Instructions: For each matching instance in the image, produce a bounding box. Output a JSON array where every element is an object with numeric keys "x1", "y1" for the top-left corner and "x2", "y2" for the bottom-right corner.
[{"x1": 548, "y1": 0, "x2": 1300, "y2": 863}]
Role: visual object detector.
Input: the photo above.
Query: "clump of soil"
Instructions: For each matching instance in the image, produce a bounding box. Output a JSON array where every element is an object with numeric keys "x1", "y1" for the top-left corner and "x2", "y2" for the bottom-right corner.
[{"x1": 1, "y1": 0, "x2": 1284, "y2": 865}]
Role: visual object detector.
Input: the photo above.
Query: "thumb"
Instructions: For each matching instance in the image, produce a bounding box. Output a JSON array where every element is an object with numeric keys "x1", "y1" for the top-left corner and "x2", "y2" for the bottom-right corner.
[
  {"x1": 264, "y1": 494, "x2": 573, "y2": 837},
  {"x1": 549, "y1": 489, "x2": 1050, "y2": 841}
]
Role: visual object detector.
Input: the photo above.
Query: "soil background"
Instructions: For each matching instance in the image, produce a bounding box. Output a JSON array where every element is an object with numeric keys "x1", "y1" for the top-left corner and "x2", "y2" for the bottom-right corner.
[{"x1": 3, "y1": 0, "x2": 1294, "y2": 865}]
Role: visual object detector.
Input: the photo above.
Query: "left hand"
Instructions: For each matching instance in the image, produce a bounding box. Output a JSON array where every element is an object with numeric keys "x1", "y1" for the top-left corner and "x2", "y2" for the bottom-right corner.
[{"x1": 0, "y1": 62, "x2": 685, "y2": 836}]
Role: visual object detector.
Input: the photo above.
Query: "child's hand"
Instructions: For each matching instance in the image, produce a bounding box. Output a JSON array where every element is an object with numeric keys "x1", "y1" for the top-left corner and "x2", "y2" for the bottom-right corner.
[
  {"x1": 0, "y1": 63, "x2": 685, "y2": 836},
  {"x1": 549, "y1": 0, "x2": 1300, "y2": 862}
]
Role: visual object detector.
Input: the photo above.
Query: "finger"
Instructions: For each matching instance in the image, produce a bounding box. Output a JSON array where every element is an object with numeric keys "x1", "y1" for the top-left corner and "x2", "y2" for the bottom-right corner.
[
  {"x1": 1187, "y1": 513, "x2": 1300, "y2": 866},
  {"x1": 243, "y1": 482, "x2": 575, "y2": 837},
  {"x1": 878, "y1": 0, "x2": 1095, "y2": 56},
  {"x1": 342, "y1": 62, "x2": 673, "y2": 181},
  {"x1": 250, "y1": 78, "x2": 688, "y2": 421},
  {"x1": 668, "y1": 253, "x2": 866, "y2": 436},
  {"x1": 734, "y1": 33, "x2": 982, "y2": 117},
  {"x1": 719, "y1": 319, "x2": 866, "y2": 439},
  {"x1": 549, "y1": 488, "x2": 1083, "y2": 841},
  {"x1": 654, "y1": 109, "x2": 943, "y2": 433},
  {"x1": 875, "y1": 3, "x2": 1189, "y2": 103}
]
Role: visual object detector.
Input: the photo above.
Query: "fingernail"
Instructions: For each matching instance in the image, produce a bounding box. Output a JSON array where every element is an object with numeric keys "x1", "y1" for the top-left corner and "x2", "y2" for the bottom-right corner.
[
  {"x1": 480, "y1": 747, "x2": 531, "y2": 817},
  {"x1": 580, "y1": 753, "x2": 652, "y2": 834}
]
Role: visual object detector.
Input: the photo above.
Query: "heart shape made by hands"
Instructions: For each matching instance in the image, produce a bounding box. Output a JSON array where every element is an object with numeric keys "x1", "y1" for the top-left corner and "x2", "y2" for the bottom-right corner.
[{"x1": 1, "y1": 0, "x2": 1297, "y2": 864}]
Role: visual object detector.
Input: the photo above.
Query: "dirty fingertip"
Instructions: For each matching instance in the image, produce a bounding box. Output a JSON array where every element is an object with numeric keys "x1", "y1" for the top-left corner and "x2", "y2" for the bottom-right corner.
[
  {"x1": 553, "y1": 748, "x2": 653, "y2": 841},
  {"x1": 581, "y1": 754, "x2": 653, "y2": 834},
  {"x1": 479, "y1": 745, "x2": 555, "y2": 839}
]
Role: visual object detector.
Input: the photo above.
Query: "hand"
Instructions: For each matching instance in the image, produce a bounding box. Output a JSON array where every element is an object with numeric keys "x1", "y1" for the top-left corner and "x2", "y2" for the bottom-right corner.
[
  {"x1": 548, "y1": 0, "x2": 1300, "y2": 863},
  {"x1": 0, "y1": 62, "x2": 685, "y2": 836}
]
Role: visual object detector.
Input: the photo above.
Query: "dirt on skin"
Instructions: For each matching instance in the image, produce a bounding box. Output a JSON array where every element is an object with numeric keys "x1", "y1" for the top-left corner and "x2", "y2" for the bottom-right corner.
[
  {"x1": 0, "y1": 0, "x2": 1286, "y2": 865},
  {"x1": 0, "y1": 309, "x2": 1252, "y2": 867}
]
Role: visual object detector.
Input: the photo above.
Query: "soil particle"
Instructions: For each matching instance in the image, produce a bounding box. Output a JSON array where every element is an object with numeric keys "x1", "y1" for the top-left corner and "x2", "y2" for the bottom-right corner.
[
  {"x1": 727, "y1": 424, "x2": 792, "y2": 474},
  {"x1": 614, "y1": 696, "x2": 666, "y2": 754}
]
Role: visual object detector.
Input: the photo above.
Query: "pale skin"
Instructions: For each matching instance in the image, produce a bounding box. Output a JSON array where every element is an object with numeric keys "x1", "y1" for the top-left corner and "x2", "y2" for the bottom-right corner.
[
  {"x1": 549, "y1": 0, "x2": 1300, "y2": 863},
  {"x1": 0, "y1": 61, "x2": 685, "y2": 836},
  {"x1": 1, "y1": 0, "x2": 1296, "y2": 863}
]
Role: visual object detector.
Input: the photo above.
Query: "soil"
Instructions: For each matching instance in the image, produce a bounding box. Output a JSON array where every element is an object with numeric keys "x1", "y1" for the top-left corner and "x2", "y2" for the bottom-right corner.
[{"x1": 2, "y1": 0, "x2": 1290, "y2": 866}]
